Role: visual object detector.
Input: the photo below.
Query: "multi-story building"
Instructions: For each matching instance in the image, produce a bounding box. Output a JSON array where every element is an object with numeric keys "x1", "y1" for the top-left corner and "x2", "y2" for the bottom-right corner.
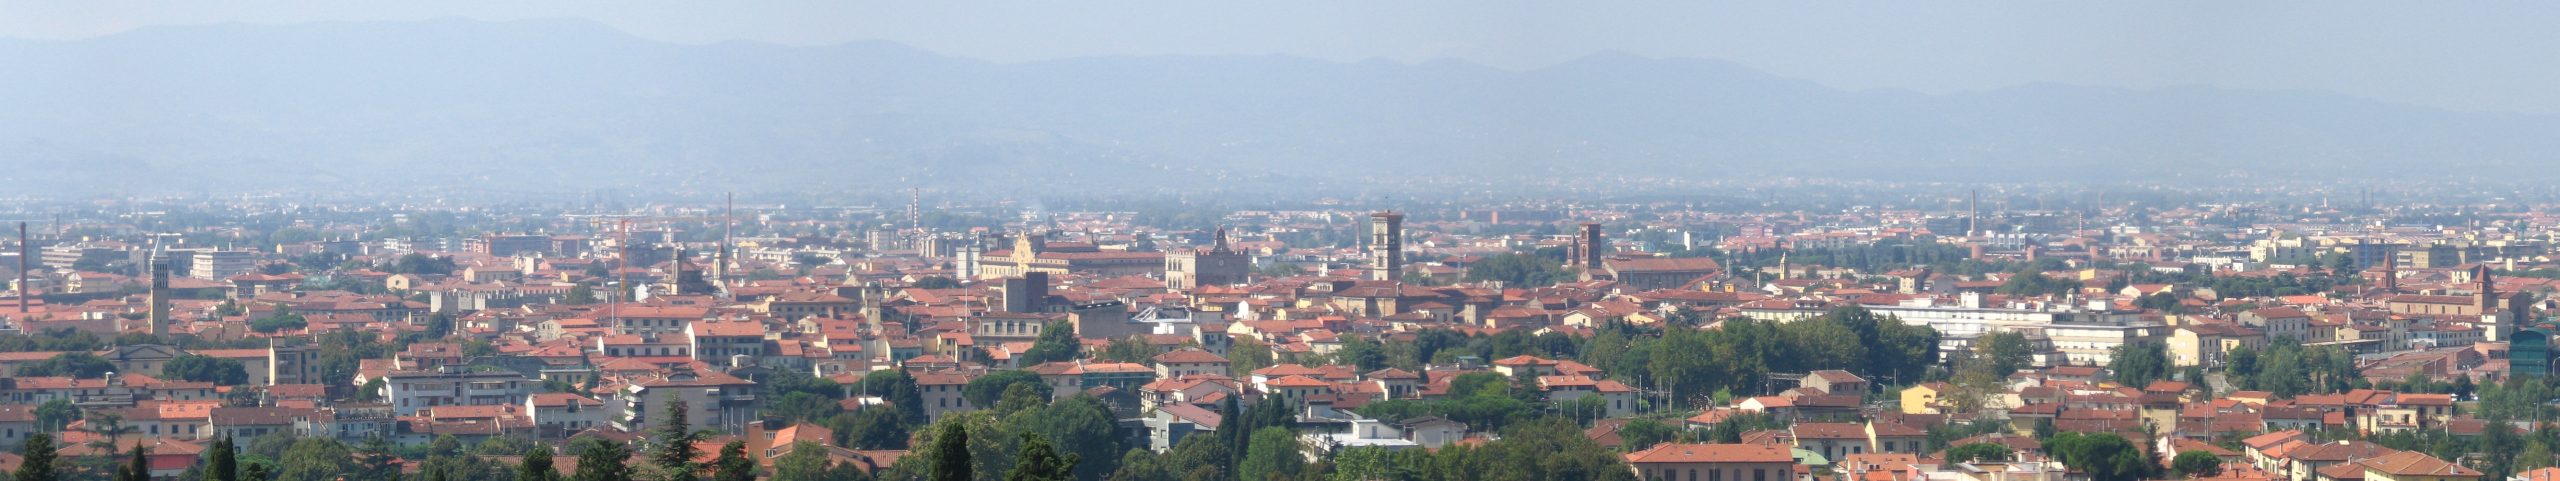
[
  {"x1": 40, "y1": 244, "x2": 118, "y2": 269},
  {"x1": 1166, "y1": 228, "x2": 1251, "y2": 290},
  {"x1": 383, "y1": 366, "x2": 539, "y2": 416},
  {"x1": 1624, "y1": 443, "x2": 1799, "y2": 481},
  {"x1": 915, "y1": 371, "x2": 975, "y2": 422},
  {"x1": 269, "y1": 344, "x2": 327, "y2": 386},
  {"x1": 688, "y1": 320, "x2": 768, "y2": 364},
  {"x1": 527, "y1": 392, "x2": 609, "y2": 438},
  {"x1": 473, "y1": 234, "x2": 553, "y2": 257},
  {"x1": 189, "y1": 250, "x2": 255, "y2": 281},
  {"x1": 1744, "y1": 293, "x2": 2161, "y2": 365},
  {"x1": 615, "y1": 366, "x2": 760, "y2": 434}
]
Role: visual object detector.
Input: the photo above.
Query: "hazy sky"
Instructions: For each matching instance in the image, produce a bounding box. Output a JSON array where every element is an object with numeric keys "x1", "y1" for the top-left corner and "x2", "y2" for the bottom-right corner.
[{"x1": 8, "y1": 1, "x2": 2560, "y2": 114}]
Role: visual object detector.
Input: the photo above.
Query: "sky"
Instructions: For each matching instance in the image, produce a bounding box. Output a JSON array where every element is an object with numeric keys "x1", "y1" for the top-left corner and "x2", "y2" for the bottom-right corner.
[{"x1": 7, "y1": 1, "x2": 2560, "y2": 114}]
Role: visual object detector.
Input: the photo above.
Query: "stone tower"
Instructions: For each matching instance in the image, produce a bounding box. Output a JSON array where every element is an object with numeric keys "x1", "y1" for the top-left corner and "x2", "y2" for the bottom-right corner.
[
  {"x1": 145, "y1": 249, "x2": 170, "y2": 335},
  {"x1": 1368, "y1": 212, "x2": 1404, "y2": 282},
  {"x1": 1573, "y1": 223, "x2": 1605, "y2": 270}
]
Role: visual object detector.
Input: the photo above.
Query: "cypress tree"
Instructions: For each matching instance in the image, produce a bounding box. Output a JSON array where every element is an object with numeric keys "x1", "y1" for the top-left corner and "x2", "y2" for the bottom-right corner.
[
  {"x1": 205, "y1": 437, "x2": 238, "y2": 481},
  {"x1": 1002, "y1": 433, "x2": 1078, "y2": 481},
  {"x1": 122, "y1": 445, "x2": 150, "y2": 481},
  {"x1": 519, "y1": 448, "x2": 558, "y2": 481},
  {"x1": 573, "y1": 440, "x2": 633, "y2": 481},
  {"x1": 928, "y1": 422, "x2": 971, "y2": 481},
  {"x1": 650, "y1": 399, "x2": 700, "y2": 476},
  {"x1": 710, "y1": 441, "x2": 754, "y2": 481},
  {"x1": 15, "y1": 433, "x2": 59, "y2": 481}
]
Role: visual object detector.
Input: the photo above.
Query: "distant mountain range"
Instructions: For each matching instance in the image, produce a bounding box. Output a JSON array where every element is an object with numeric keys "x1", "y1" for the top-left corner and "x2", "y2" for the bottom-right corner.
[{"x1": 2, "y1": 18, "x2": 2553, "y2": 195}]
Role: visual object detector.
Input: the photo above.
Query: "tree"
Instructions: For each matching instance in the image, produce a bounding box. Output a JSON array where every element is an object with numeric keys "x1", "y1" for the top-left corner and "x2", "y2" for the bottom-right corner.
[
  {"x1": 1617, "y1": 419, "x2": 1679, "y2": 452},
  {"x1": 35, "y1": 399, "x2": 79, "y2": 433},
  {"x1": 565, "y1": 285, "x2": 599, "y2": 305},
  {"x1": 19, "y1": 352, "x2": 115, "y2": 378},
  {"x1": 2044, "y1": 432, "x2": 2151, "y2": 481},
  {"x1": 353, "y1": 436, "x2": 401, "y2": 481},
  {"x1": 248, "y1": 311, "x2": 308, "y2": 334},
  {"x1": 166, "y1": 355, "x2": 253, "y2": 385},
  {"x1": 781, "y1": 252, "x2": 831, "y2": 270},
  {"x1": 995, "y1": 383, "x2": 1050, "y2": 416},
  {"x1": 1009, "y1": 396, "x2": 1128, "y2": 480},
  {"x1": 1237, "y1": 427, "x2": 1304, "y2": 481},
  {"x1": 2521, "y1": 441, "x2": 2557, "y2": 473},
  {"x1": 573, "y1": 439, "x2": 634, "y2": 481},
  {"x1": 1094, "y1": 336, "x2": 1158, "y2": 364},
  {"x1": 2108, "y1": 342, "x2": 2172, "y2": 388},
  {"x1": 928, "y1": 422, "x2": 972, "y2": 481},
  {"x1": 965, "y1": 370, "x2": 1052, "y2": 408},
  {"x1": 1227, "y1": 338, "x2": 1275, "y2": 374},
  {"x1": 1972, "y1": 331, "x2": 2036, "y2": 377},
  {"x1": 712, "y1": 441, "x2": 755, "y2": 481},
  {"x1": 1463, "y1": 252, "x2": 1576, "y2": 287},
  {"x1": 206, "y1": 436, "x2": 240, "y2": 481},
  {"x1": 772, "y1": 442, "x2": 832, "y2": 481},
  {"x1": 17, "y1": 432, "x2": 60, "y2": 481},
  {"x1": 1004, "y1": 433, "x2": 1080, "y2": 481},
  {"x1": 767, "y1": 391, "x2": 841, "y2": 423},
  {"x1": 652, "y1": 400, "x2": 704, "y2": 477},
  {"x1": 119, "y1": 445, "x2": 148, "y2": 481},
  {"x1": 1946, "y1": 443, "x2": 2015, "y2": 463},
  {"x1": 388, "y1": 253, "x2": 459, "y2": 275},
  {"x1": 2172, "y1": 451, "x2": 2224, "y2": 478},
  {"x1": 89, "y1": 410, "x2": 132, "y2": 445},
  {"x1": 833, "y1": 408, "x2": 911, "y2": 450},
  {"x1": 276, "y1": 440, "x2": 360, "y2": 481},
  {"x1": 856, "y1": 369, "x2": 928, "y2": 426},
  {"x1": 1019, "y1": 322, "x2": 1082, "y2": 366},
  {"x1": 520, "y1": 448, "x2": 561, "y2": 481},
  {"x1": 1335, "y1": 336, "x2": 1389, "y2": 372}
]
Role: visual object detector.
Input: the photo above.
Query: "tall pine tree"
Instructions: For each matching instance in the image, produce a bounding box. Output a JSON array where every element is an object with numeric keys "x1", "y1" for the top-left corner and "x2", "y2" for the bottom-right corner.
[
  {"x1": 120, "y1": 445, "x2": 150, "y2": 481},
  {"x1": 711, "y1": 441, "x2": 754, "y2": 481},
  {"x1": 1003, "y1": 433, "x2": 1078, "y2": 481},
  {"x1": 574, "y1": 440, "x2": 634, "y2": 481},
  {"x1": 651, "y1": 399, "x2": 702, "y2": 477},
  {"x1": 519, "y1": 448, "x2": 559, "y2": 481},
  {"x1": 929, "y1": 422, "x2": 971, "y2": 481},
  {"x1": 16, "y1": 432, "x2": 59, "y2": 481},
  {"x1": 205, "y1": 436, "x2": 239, "y2": 481}
]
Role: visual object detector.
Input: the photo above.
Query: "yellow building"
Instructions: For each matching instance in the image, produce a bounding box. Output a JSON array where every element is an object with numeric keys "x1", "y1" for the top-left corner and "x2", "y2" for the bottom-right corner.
[{"x1": 1899, "y1": 382, "x2": 1948, "y2": 415}]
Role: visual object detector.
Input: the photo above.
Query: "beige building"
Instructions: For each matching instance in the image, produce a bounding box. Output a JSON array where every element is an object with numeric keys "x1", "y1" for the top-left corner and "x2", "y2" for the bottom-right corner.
[
  {"x1": 2166, "y1": 322, "x2": 2266, "y2": 368},
  {"x1": 974, "y1": 233, "x2": 1163, "y2": 280},
  {"x1": 1624, "y1": 443, "x2": 1798, "y2": 481}
]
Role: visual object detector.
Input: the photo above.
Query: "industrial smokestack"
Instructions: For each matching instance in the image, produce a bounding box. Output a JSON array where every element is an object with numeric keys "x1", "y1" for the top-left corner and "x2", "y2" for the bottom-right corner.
[{"x1": 1968, "y1": 190, "x2": 1979, "y2": 238}]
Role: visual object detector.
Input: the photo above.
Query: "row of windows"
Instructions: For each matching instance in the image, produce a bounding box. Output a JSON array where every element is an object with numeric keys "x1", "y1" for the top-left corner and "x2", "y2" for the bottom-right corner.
[
  {"x1": 606, "y1": 347, "x2": 691, "y2": 356},
  {"x1": 1653, "y1": 467, "x2": 1771, "y2": 481}
]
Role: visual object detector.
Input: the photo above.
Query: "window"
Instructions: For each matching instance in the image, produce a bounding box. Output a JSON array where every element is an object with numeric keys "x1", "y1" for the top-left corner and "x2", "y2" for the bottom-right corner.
[{"x1": 1755, "y1": 469, "x2": 1766, "y2": 481}]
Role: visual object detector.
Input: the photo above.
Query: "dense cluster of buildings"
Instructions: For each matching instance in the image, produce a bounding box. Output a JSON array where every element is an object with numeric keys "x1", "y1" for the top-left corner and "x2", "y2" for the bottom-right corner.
[{"x1": 0, "y1": 196, "x2": 2550, "y2": 480}]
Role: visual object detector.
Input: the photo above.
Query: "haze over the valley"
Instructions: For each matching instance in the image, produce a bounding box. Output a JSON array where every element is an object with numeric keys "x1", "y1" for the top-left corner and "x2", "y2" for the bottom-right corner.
[{"x1": 4, "y1": 2, "x2": 2558, "y2": 195}]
